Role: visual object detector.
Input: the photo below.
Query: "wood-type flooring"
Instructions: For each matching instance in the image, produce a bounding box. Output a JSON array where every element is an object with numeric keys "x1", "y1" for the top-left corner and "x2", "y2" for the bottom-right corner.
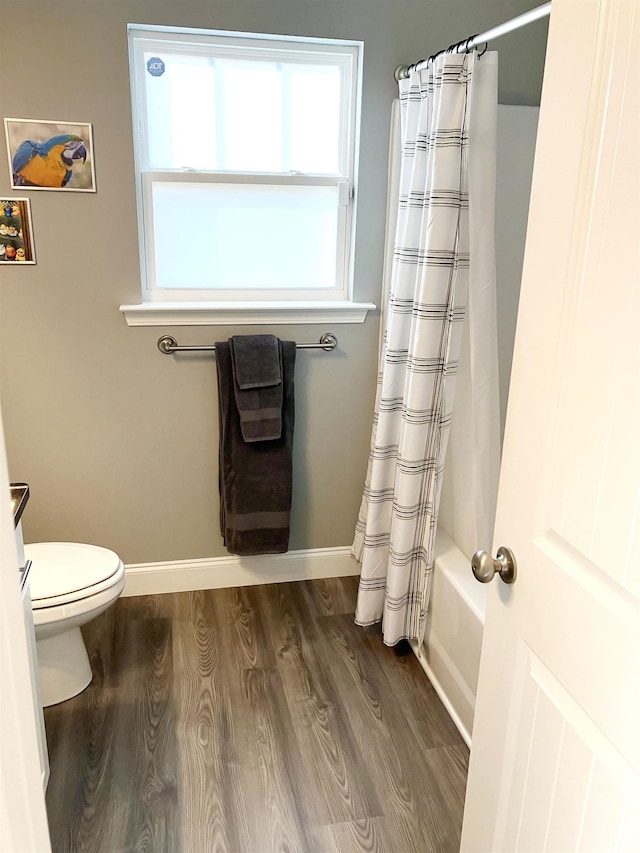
[{"x1": 44, "y1": 577, "x2": 469, "y2": 852}]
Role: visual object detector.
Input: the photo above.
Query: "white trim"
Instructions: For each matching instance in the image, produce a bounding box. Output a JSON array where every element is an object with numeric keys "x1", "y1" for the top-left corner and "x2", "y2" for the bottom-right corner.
[
  {"x1": 408, "y1": 638, "x2": 472, "y2": 749},
  {"x1": 0, "y1": 424, "x2": 51, "y2": 850},
  {"x1": 128, "y1": 22, "x2": 362, "y2": 50},
  {"x1": 122, "y1": 545, "x2": 358, "y2": 597},
  {"x1": 119, "y1": 300, "x2": 375, "y2": 326}
]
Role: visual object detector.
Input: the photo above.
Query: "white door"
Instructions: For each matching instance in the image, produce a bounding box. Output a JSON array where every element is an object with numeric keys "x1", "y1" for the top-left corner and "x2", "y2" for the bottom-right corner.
[
  {"x1": 0, "y1": 415, "x2": 51, "y2": 852},
  {"x1": 462, "y1": 0, "x2": 640, "y2": 850}
]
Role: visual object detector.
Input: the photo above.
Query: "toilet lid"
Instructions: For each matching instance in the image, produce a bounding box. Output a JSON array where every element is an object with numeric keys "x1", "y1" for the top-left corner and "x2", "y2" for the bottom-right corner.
[{"x1": 25, "y1": 542, "x2": 123, "y2": 605}]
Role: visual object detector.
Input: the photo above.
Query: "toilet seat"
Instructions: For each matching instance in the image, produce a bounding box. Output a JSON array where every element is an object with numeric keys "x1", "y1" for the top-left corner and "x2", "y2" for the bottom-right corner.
[{"x1": 25, "y1": 542, "x2": 125, "y2": 609}]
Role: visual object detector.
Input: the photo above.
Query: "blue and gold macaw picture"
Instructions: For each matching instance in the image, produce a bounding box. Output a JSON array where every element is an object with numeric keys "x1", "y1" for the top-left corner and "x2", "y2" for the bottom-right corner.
[
  {"x1": 12, "y1": 135, "x2": 87, "y2": 188},
  {"x1": 5, "y1": 119, "x2": 95, "y2": 191}
]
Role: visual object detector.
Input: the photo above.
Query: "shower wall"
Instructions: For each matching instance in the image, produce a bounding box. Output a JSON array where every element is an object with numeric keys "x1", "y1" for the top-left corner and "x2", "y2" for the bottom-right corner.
[{"x1": 496, "y1": 105, "x2": 540, "y2": 441}]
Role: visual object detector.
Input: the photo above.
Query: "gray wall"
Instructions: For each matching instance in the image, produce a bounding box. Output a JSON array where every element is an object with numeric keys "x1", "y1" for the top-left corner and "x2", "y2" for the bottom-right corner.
[{"x1": 0, "y1": 1, "x2": 547, "y2": 564}]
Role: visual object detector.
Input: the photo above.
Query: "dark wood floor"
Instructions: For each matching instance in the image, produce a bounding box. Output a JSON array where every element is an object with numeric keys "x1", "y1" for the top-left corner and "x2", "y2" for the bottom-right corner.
[{"x1": 44, "y1": 577, "x2": 468, "y2": 853}]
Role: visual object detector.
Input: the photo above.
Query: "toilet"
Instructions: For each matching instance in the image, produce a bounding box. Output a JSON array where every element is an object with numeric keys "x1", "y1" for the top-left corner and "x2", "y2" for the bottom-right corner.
[{"x1": 24, "y1": 542, "x2": 125, "y2": 707}]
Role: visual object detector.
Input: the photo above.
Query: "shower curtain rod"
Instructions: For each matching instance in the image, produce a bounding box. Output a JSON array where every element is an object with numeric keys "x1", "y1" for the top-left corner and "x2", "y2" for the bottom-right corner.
[{"x1": 394, "y1": 1, "x2": 551, "y2": 80}]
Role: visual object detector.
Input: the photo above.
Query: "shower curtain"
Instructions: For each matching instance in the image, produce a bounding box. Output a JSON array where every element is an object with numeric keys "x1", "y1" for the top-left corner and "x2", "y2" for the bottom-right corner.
[{"x1": 352, "y1": 50, "x2": 500, "y2": 646}]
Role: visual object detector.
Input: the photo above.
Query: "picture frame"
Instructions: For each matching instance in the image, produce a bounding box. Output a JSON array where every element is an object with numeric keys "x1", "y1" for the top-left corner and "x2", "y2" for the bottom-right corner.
[
  {"x1": 4, "y1": 118, "x2": 96, "y2": 192},
  {"x1": 0, "y1": 197, "x2": 36, "y2": 264}
]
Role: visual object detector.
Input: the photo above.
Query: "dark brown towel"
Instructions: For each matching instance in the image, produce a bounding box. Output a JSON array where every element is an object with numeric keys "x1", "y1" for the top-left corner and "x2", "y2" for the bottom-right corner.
[
  {"x1": 216, "y1": 339, "x2": 296, "y2": 556},
  {"x1": 230, "y1": 335, "x2": 283, "y2": 442}
]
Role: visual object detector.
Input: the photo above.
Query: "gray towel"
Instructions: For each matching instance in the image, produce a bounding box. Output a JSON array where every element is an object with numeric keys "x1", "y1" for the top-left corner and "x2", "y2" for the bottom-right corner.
[
  {"x1": 230, "y1": 334, "x2": 281, "y2": 388},
  {"x1": 230, "y1": 335, "x2": 283, "y2": 442},
  {"x1": 216, "y1": 339, "x2": 296, "y2": 556}
]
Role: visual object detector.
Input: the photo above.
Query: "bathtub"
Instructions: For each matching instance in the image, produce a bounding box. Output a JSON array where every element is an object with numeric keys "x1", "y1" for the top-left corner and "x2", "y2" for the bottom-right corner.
[
  {"x1": 406, "y1": 106, "x2": 539, "y2": 747},
  {"x1": 410, "y1": 529, "x2": 487, "y2": 747}
]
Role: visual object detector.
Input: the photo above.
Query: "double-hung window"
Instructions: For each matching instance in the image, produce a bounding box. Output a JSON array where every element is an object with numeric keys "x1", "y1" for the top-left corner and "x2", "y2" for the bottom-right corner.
[{"x1": 123, "y1": 25, "x2": 371, "y2": 325}]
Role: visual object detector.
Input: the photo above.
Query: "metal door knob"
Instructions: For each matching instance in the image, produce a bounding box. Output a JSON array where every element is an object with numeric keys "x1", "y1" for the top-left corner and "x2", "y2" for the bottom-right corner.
[{"x1": 471, "y1": 546, "x2": 517, "y2": 584}]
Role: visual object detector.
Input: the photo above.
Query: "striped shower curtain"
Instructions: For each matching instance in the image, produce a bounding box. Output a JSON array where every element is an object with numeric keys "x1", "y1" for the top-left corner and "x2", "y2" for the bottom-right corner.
[{"x1": 352, "y1": 50, "x2": 499, "y2": 646}]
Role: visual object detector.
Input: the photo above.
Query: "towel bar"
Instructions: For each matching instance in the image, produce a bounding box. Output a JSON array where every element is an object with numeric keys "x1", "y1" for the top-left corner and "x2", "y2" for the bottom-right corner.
[{"x1": 157, "y1": 333, "x2": 338, "y2": 354}]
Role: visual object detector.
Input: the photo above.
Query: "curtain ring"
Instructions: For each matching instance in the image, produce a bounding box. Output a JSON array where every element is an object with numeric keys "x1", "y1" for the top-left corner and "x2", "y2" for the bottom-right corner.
[{"x1": 477, "y1": 41, "x2": 488, "y2": 58}]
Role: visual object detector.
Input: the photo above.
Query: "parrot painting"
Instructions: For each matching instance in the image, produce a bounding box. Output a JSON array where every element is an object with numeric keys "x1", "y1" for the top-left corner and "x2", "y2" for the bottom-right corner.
[{"x1": 12, "y1": 134, "x2": 88, "y2": 188}]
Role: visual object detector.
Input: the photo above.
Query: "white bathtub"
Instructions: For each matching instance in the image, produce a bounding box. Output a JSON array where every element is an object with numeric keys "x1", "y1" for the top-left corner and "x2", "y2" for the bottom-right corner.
[
  {"x1": 410, "y1": 529, "x2": 487, "y2": 746},
  {"x1": 407, "y1": 106, "x2": 539, "y2": 747}
]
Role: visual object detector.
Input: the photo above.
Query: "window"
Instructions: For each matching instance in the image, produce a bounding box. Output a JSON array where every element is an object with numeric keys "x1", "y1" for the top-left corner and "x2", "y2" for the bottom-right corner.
[{"x1": 123, "y1": 25, "x2": 372, "y2": 325}]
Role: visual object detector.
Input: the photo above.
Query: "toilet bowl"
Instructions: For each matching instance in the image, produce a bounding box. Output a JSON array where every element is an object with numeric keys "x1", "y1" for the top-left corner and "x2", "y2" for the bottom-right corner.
[{"x1": 24, "y1": 542, "x2": 125, "y2": 707}]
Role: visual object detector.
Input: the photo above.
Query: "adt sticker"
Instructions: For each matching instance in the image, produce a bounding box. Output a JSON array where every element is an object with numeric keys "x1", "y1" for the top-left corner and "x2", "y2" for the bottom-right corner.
[{"x1": 146, "y1": 57, "x2": 165, "y2": 77}]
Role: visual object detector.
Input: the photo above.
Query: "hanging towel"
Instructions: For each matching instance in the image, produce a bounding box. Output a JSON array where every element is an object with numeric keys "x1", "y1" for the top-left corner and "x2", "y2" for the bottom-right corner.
[
  {"x1": 231, "y1": 334, "x2": 281, "y2": 388},
  {"x1": 216, "y1": 339, "x2": 296, "y2": 556},
  {"x1": 230, "y1": 335, "x2": 283, "y2": 442}
]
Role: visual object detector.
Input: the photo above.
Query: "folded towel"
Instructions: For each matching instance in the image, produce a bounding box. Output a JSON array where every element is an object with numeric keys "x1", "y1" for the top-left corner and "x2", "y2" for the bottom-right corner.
[
  {"x1": 216, "y1": 339, "x2": 296, "y2": 556},
  {"x1": 230, "y1": 335, "x2": 283, "y2": 442},
  {"x1": 230, "y1": 334, "x2": 281, "y2": 388}
]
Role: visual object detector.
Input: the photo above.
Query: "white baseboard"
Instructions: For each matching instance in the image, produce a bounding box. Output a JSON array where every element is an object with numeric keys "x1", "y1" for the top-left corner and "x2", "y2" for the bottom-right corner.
[{"x1": 123, "y1": 546, "x2": 358, "y2": 597}]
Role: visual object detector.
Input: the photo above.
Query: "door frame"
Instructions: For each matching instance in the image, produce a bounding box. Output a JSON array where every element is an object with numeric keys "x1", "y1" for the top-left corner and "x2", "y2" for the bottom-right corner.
[{"x1": 0, "y1": 413, "x2": 51, "y2": 852}]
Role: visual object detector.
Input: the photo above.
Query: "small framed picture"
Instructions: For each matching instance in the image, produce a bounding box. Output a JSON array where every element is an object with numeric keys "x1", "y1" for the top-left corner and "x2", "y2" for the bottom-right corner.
[
  {"x1": 0, "y1": 198, "x2": 36, "y2": 264},
  {"x1": 4, "y1": 118, "x2": 96, "y2": 192}
]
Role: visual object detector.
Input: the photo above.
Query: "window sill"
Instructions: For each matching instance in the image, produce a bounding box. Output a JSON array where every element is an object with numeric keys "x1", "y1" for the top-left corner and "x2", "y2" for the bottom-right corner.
[{"x1": 119, "y1": 300, "x2": 376, "y2": 326}]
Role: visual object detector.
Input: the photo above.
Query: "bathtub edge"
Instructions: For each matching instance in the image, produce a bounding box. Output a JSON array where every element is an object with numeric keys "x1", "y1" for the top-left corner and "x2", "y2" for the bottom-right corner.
[{"x1": 409, "y1": 637, "x2": 472, "y2": 748}]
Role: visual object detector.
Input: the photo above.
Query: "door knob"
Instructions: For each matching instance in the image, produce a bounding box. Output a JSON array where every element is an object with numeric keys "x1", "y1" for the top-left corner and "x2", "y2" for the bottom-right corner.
[{"x1": 471, "y1": 547, "x2": 517, "y2": 584}]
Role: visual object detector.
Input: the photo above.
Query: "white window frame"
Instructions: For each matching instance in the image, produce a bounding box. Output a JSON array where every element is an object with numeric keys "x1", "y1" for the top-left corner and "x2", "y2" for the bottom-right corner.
[{"x1": 121, "y1": 24, "x2": 374, "y2": 326}]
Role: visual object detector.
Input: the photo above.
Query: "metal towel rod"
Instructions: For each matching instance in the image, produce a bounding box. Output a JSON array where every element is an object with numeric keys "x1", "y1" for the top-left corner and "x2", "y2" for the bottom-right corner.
[{"x1": 157, "y1": 333, "x2": 338, "y2": 354}]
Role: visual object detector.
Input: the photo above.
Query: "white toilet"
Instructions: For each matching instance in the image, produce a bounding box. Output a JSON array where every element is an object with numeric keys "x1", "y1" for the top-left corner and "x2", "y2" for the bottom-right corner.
[{"x1": 24, "y1": 542, "x2": 125, "y2": 707}]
